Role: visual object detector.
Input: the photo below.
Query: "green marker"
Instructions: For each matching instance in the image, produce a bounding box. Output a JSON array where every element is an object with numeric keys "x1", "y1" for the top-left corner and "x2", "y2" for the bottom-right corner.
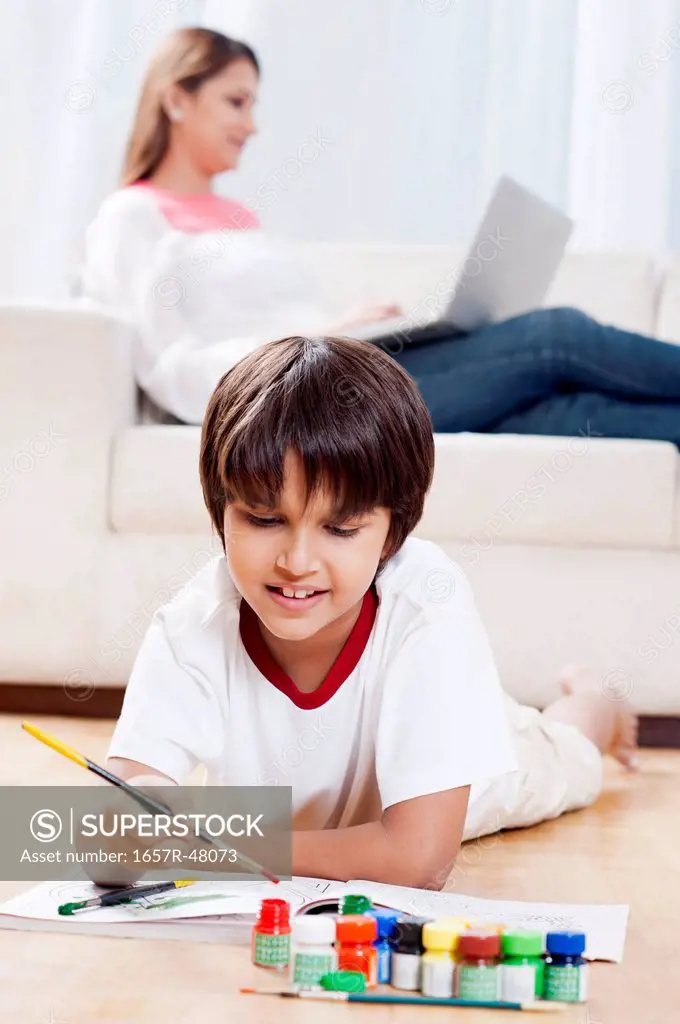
[{"x1": 58, "y1": 879, "x2": 196, "y2": 915}]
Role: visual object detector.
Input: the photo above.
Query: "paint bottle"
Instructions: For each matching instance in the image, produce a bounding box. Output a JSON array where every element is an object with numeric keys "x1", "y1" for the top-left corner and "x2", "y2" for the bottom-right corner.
[
  {"x1": 543, "y1": 931, "x2": 588, "y2": 1003},
  {"x1": 339, "y1": 893, "x2": 373, "y2": 915},
  {"x1": 370, "y1": 909, "x2": 399, "y2": 984},
  {"x1": 420, "y1": 920, "x2": 458, "y2": 997},
  {"x1": 336, "y1": 914, "x2": 378, "y2": 987},
  {"x1": 456, "y1": 930, "x2": 501, "y2": 1001},
  {"x1": 251, "y1": 898, "x2": 291, "y2": 970},
  {"x1": 431, "y1": 916, "x2": 470, "y2": 950},
  {"x1": 500, "y1": 930, "x2": 545, "y2": 1001},
  {"x1": 289, "y1": 915, "x2": 338, "y2": 989},
  {"x1": 431, "y1": 914, "x2": 470, "y2": 957},
  {"x1": 390, "y1": 916, "x2": 426, "y2": 991},
  {"x1": 369, "y1": 909, "x2": 399, "y2": 983}
]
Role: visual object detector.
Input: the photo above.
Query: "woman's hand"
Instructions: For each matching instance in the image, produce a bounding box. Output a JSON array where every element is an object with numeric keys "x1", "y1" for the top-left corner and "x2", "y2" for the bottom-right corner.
[{"x1": 331, "y1": 303, "x2": 404, "y2": 334}]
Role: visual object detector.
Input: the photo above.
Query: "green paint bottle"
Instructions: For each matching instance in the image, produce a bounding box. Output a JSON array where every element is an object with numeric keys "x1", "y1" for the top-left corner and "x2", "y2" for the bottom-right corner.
[
  {"x1": 500, "y1": 930, "x2": 545, "y2": 1001},
  {"x1": 339, "y1": 893, "x2": 373, "y2": 915}
]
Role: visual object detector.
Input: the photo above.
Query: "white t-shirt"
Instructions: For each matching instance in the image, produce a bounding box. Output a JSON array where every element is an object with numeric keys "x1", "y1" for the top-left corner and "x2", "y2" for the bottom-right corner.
[
  {"x1": 108, "y1": 537, "x2": 517, "y2": 830},
  {"x1": 80, "y1": 185, "x2": 334, "y2": 424}
]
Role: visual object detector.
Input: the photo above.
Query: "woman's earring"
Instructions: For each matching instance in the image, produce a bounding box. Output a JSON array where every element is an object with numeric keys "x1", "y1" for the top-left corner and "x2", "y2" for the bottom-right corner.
[{"x1": 169, "y1": 108, "x2": 183, "y2": 123}]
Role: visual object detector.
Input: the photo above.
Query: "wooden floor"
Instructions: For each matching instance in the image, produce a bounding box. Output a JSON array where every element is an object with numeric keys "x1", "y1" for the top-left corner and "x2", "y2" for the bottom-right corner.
[{"x1": 1, "y1": 714, "x2": 678, "y2": 1024}]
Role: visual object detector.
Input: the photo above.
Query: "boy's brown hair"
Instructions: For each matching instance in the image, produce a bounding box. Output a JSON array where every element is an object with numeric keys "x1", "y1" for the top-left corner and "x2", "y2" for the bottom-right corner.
[{"x1": 199, "y1": 335, "x2": 435, "y2": 567}]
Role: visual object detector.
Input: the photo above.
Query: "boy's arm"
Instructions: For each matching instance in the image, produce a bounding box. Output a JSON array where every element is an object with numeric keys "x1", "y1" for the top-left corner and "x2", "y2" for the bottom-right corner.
[
  {"x1": 106, "y1": 756, "x2": 178, "y2": 786},
  {"x1": 292, "y1": 785, "x2": 471, "y2": 890}
]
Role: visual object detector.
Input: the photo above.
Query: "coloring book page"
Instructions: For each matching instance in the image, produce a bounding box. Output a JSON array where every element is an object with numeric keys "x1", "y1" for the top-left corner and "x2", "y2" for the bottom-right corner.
[
  {"x1": 355, "y1": 880, "x2": 629, "y2": 962},
  {"x1": 0, "y1": 876, "x2": 628, "y2": 960}
]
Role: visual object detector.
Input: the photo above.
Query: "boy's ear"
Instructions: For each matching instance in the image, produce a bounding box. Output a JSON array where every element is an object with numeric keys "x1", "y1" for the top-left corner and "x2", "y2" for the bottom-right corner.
[{"x1": 379, "y1": 536, "x2": 394, "y2": 565}]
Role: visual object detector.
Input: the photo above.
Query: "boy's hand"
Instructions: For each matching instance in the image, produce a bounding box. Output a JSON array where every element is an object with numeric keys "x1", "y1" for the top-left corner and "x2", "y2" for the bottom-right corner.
[{"x1": 75, "y1": 778, "x2": 197, "y2": 886}]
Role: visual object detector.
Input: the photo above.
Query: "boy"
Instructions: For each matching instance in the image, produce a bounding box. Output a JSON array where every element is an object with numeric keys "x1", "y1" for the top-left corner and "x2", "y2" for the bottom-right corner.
[{"x1": 107, "y1": 335, "x2": 637, "y2": 888}]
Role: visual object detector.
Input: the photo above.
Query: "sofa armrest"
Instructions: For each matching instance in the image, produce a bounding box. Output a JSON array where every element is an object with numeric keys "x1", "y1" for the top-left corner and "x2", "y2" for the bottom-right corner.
[
  {"x1": 0, "y1": 304, "x2": 136, "y2": 535},
  {"x1": 0, "y1": 305, "x2": 137, "y2": 680}
]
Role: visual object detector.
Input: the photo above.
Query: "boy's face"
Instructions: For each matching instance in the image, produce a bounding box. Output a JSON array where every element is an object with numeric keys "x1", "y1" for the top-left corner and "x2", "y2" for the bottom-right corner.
[{"x1": 223, "y1": 451, "x2": 391, "y2": 642}]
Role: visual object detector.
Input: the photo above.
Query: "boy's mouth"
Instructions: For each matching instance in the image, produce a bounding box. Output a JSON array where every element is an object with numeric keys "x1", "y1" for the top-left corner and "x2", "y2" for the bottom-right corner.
[{"x1": 265, "y1": 584, "x2": 329, "y2": 610}]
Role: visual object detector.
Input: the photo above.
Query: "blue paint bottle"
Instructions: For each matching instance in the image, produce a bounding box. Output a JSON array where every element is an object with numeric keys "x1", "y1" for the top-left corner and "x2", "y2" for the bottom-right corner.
[
  {"x1": 369, "y1": 908, "x2": 399, "y2": 983},
  {"x1": 543, "y1": 931, "x2": 588, "y2": 1003}
]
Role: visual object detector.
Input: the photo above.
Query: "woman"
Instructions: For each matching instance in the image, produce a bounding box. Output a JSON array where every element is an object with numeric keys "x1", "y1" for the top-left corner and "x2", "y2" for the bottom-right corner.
[{"x1": 82, "y1": 27, "x2": 680, "y2": 443}]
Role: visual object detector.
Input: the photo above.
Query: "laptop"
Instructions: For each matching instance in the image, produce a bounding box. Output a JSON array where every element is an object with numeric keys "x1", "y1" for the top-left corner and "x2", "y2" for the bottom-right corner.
[{"x1": 350, "y1": 175, "x2": 574, "y2": 344}]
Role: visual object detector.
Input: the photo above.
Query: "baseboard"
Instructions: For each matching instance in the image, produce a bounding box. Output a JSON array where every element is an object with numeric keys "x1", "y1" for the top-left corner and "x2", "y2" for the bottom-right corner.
[
  {"x1": 0, "y1": 686, "x2": 679, "y2": 747},
  {"x1": 637, "y1": 716, "x2": 680, "y2": 749},
  {"x1": 0, "y1": 684, "x2": 125, "y2": 718}
]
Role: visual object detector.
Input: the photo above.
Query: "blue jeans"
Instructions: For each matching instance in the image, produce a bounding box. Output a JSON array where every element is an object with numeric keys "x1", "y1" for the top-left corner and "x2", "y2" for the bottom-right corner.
[{"x1": 389, "y1": 307, "x2": 680, "y2": 447}]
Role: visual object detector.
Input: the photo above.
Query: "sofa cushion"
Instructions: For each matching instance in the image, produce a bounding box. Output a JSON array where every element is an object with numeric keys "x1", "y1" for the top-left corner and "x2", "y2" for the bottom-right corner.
[
  {"x1": 111, "y1": 426, "x2": 679, "y2": 549},
  {"x1": 110, "y1": 426, "x2": 208, "y2": 534},
  {"x1": 420, "y1": 434, "x2": 679, "y2": 550}
]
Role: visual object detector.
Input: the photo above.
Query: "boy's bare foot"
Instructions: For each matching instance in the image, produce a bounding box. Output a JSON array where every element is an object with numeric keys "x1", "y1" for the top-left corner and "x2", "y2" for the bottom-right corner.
[{"x1": 542, "y1": 664, "x2": 639, "y2": 771}]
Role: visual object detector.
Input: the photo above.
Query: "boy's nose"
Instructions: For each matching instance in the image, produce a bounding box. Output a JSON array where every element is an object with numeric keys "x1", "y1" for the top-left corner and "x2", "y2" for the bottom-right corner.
[{"x1": 275, "y1": 538, "x2": 318, "y2": 577}]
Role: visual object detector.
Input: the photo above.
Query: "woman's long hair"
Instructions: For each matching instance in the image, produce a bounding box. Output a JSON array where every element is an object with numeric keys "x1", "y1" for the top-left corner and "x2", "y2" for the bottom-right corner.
[{"x1": 121, "y1": 27, "x2": 259, "y2": 187}]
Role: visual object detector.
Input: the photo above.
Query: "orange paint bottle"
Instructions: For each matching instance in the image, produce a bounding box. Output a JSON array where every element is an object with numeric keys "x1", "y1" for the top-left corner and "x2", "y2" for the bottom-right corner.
[{"x1": 335, "y1": 914, "x2": 378, "y2": 988}]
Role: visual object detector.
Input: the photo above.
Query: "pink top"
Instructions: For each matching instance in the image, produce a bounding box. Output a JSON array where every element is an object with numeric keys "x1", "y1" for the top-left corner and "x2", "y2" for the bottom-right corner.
[{"x1": 130, "y1": 182, "x2": 260, "y2": 234}]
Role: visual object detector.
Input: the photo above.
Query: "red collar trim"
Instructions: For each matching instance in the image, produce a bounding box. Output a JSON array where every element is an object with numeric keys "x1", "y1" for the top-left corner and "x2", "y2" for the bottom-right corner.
[{"x1": 239, "y1": 588, "x2": 378, "y2": 710}]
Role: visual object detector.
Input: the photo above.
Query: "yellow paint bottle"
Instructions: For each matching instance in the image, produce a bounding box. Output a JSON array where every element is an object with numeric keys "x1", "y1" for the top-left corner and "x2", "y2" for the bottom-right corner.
[{"x1": 420, "y1": 919, "x2": 461, "y2": 998}]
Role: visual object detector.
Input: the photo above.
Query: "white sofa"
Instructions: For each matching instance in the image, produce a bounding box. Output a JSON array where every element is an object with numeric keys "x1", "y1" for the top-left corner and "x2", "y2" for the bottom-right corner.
[{"x1": 2, "y1": 244, "x2": 680, "y2": 715}]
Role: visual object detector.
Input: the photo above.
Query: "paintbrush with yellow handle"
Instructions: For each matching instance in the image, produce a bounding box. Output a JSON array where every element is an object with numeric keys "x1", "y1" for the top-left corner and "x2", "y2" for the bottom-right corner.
[{"x1": 21, "y1": 721, "x2": 280, "y2": 883}]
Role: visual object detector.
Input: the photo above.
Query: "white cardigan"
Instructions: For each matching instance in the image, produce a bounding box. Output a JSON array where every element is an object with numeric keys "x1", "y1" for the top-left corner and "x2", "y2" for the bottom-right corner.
[{"x1": 80, "y1": 188, "x2": 333, "y2": 423}]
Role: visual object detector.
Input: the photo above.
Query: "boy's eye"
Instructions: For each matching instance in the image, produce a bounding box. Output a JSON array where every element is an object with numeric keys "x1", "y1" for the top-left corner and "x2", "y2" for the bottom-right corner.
[
  {"x1": 244, "y1": 514, "x2": 279, "y2": 527},
  {"x1": 327, "y1": 525, "x2": 360, "y2": 538},
  {"x1": 244, "y1": 513, "x2": 359, "y2": 538}
]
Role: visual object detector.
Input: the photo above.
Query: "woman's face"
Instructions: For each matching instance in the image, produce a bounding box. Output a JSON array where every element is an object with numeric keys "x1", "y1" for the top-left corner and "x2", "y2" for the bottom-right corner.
[{"x1": 169, "y1": 58, "x2": 259, "y2": 175}]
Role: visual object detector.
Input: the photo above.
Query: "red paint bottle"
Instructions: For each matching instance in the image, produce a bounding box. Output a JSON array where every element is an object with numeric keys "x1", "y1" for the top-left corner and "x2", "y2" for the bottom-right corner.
[{"x1": 252, "y1": 898, "x2": 291, "y2": 970}]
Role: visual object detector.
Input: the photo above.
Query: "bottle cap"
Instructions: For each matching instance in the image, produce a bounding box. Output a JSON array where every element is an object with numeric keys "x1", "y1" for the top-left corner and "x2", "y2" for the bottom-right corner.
[
  {"x1": 546, "y1": 931, "x2": 586, "y2": 956},
  {"x1": 502, "y1": 930, "x2": 544, "y2": 957},
  {"x1": 339, "y1": 894, "x2": 373, "y2": 915},
  {"x1": 458, "y1": 929, "x2": 501, "y2": 958},
  {"x1": 335, "y1": 914, "x2": 378, "y2": 943},
  {"x1": 392, "y1": 915, "x2": 427, "y2": 952},
  {"x1": 434, "y1": 915, "x2": 470, "y2": 931},
  {"x1": 422, "y1": 920, "x2": 459, "y2": 953},
  {"x1": 256, "y1": 898, "x2": 290, "y2": 928},
  {"x1": 319, "y1": 970, "x2": 367, "y2": 993},
  {"x1": 291, "y1": 914, "x2": 336, "y2": 944},
  {"x1": 369, "y1": 908, "x2": 399, "y2": 940}
]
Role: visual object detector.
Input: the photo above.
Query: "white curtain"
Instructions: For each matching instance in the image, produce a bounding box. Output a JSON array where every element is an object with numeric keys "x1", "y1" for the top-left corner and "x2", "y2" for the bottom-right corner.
[
  {"x1": 2, "y1": 0, "x2": 679, "y2": 301},
  {"x1": 568, "y1": 0, "x2": 680, "y2": 251},
  {"x1": 205, "y1": 0, "x2": 578, "y2": 245},
  {"x1": 207, "y1": 0, "x2": 680, "y2": 255}
]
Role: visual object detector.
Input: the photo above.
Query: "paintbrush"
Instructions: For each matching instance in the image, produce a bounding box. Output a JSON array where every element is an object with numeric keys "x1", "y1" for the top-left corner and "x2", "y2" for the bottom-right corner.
[
  {"x1": 240, "y1": 988, "x2": 569, "y2": 1011},
  {"x1": 58, "y1": 878, "x2": 198, "y2": 915},
  {"x1": 22, "y1": 721, "x2": 279, "y2": 883}
]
